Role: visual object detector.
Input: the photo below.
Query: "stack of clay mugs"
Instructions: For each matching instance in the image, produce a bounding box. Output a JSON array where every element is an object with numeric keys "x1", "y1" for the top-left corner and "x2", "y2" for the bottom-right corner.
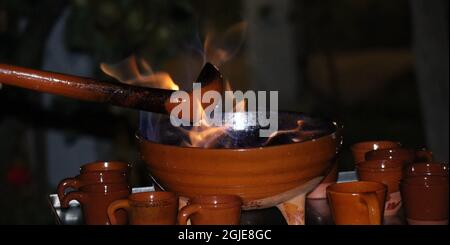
[
  {"x1": 346, "y1": 140, "x2": 448, "y2": 225},
  {"x1": 57, "y1": 161, "x2": 131, "y2": 225},
  {"x1": 57, "y1": 161, "x2": 242, "y2": 225},
  {"x1": 401, "y1": 162, "x2": 448, "y2": 225}
]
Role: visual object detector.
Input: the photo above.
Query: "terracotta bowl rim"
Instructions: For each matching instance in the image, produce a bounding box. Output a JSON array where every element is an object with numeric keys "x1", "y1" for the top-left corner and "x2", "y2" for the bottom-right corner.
[
  {"x1": 136, "y1": 127, "x2": 339, "y2": 152},
  {"x1": 137, "y1": 111, "x2": 342, "y2": 151}
]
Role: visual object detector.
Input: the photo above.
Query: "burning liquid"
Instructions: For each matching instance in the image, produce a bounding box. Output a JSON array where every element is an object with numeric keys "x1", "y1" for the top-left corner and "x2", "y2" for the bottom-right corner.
[
  {"x1": 101, "y1": 22, "x2": 333, "y2": 148},
  {"x1": 139, "y1": 111, "x2": 335, "y2": 149}
]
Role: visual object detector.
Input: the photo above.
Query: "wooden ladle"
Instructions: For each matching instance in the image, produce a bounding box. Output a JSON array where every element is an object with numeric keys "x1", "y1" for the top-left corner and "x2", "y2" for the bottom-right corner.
[{"x1": 0, "y1": 62, "x2": 223, "y2": 119}]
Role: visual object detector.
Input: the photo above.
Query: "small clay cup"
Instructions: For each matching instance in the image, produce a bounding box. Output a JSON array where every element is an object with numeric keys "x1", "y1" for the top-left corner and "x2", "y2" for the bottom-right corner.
[
  {"x1": 365, "y1": 148, "x2": 433, "y2": 165},
  {"x1": 107, "y1": 191, "x2": 178, "y2": 225},
  {"x1": 57, "y1": 161, "x2": 130, "y2": 201},
  {"x1": 351, "y1": 141, "x2": 401, "y2": 165},
  {"x1": 404, "y1": 162, "x2": 448, "y2": 178},
  {"x1": 327, "y1": 181, "x2": 387, "y2": 225},
  {"x1": 61, "y1": 183, "x2": 130, "y2": 225},
  {"x1": 178, "y1": 195, "x2": 242, "y2": 225},
  {"x1": 357, "y1": 160, "x2": 404, "y2": 216},
  {"x1": 401, "y1": 176, "x2": 449, "y2": 225}
]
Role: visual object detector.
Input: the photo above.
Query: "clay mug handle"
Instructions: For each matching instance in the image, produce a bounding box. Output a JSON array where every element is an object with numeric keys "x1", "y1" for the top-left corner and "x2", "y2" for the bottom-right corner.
[
  {"x1": 177, "y1": 204, "x2": 202, "y2": 225},
  {"x1": 60, "y1": 191, "x2": 85, "y2": 209},
  {"x1": 360, "y1": 193, "x2": 382, "y2": 225},
  {"x1": 57, "y1": 177, "x2": 82, "y2": 201},
  {"x1": 415, "y1": 148, "x2": 433, "y2": 162},
  {"x1": 107, "y1": 199, "x2": 130, "y2": 225}
]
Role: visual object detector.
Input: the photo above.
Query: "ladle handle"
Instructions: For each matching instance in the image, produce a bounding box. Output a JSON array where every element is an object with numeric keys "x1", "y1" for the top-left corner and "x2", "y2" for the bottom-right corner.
[{"x1": 0, "y1": 64, "x2": 173, "y2": 114}]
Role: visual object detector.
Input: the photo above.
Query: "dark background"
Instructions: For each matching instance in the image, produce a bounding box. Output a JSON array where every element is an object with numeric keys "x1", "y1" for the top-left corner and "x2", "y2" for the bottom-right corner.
[{"x1": 0, "y1": 0, "x2": 448, "y2": 224}]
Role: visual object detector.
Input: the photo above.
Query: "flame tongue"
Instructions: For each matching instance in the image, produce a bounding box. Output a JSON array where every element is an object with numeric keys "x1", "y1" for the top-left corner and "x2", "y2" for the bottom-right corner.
[
  {"x1": 164, "y1": 62, "x2": 224, "y2": 122},
  {"x1": 100, "y1": 56, "x2": 179, "y2": 90}
]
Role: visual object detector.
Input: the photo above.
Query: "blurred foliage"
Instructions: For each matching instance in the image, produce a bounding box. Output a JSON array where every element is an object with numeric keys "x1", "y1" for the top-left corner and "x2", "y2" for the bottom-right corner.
[{"x1": 65, "y1": 0, "x2": 197, "y2": 65}]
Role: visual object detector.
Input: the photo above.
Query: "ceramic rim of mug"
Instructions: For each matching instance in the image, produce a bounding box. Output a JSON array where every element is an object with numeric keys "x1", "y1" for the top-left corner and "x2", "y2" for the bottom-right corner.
[
  {"x1": 79, "y1": 183, "x2": 130, "y2": 193},
  {"x1": 350, "y1": 141, "x2": 401, "y2": 152},
  {"x1": 80, "y1": 161, "x2": 131, "y2": 173},
  {"x1": 401, "y1": 176, "x2": 449, "y2": 187},
  {"x1": 78, "y1": 170, "x2": 128, "y2": 177},
  {"x1": 405, "y1": 162, "x2": 449, "y2": 177},
  {"x1": 365, "y1": 147, "x2": 415, "y2": 159},
  {"x1": 327, "y1": 181, "x2": 386, "y2": 195},
  {"x1": 129, "y1": 191, "x2": 178, "y2": 206},
  {"x1": 356, "y1": 159, "x2": 404, "y2": 173},
  {"x1": 189, "y1": 194, "x2": 242, "y2": 208}
]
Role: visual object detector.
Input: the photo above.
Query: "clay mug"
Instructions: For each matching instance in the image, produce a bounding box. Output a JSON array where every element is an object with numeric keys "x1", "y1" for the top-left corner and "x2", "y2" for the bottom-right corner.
[
  {"x1": 327, "y1": 181, "x2": 387, "y2": 225},
  {"x1": 404, "y1": 162, "x2": 448, "y2": 178},
  {"x1": 356, "y1": 160, "x2": 404, "y2": 216},
  {"x1": 57, "y1": 161, "x2": 130, "y2": 201},
  {"x1": 365, "y1": 148, "x2": 433, "y2": 166},
  {"x1": 178, "y1": 195, "x2": 242, "y2": 225},
  {"x1": 107, "y1": 191, "x2": 178, "y2": 225},
  {"x1": 61, "y1": 183, "x2": 130, "y2": 225},
  {"x1": 351, "y1": 141, "x2": 401, "y2": 165},
  {"x1": 401, "y1": 176, "x2": 449, "y2": 225}
]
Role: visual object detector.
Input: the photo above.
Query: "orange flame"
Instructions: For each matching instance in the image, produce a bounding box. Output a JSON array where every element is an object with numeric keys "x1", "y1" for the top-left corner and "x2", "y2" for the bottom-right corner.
[
  {"x1": 179, "y1": 95, "x2": 228, "y2": 148},
  {"x1": 100, "y1": 55, "x2": 179, "y2": 90},
  {"x1": 100, "y1": 22, "x2": 304, "y2": 148}
]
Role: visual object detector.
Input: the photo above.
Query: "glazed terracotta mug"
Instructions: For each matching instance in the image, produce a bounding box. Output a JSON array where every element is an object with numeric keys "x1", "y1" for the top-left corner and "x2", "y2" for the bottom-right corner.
[
  {"x1": 327, "y1": 181, "x2": 387, "y2": 225},
  {"x1": 351, "y1": 141, "x2": 401, "y2": 165},
  {"x1": 404, "y1": 162, "x2": 448, "y2": 178},
  {"x1": 365, "y1": 148, "x2": 433, "y2": 166},
  {"x1": 401, "y1": 176, "x2": 449, "y2": 225},
  {"x1": 61, "y1": 183, "x2": 130, "y2": 225},
  {"x1": 356, "y1": 160, "x2": 404, "y2": 216},
  {"x1": 178, "y1": 195, "x2": 242, "y2": 225},
  {"x1": 57, "y1": 161, "x2": 130, "y2": 201},
  {"x1": 107, "y1": 191, "x2": 178, "y2": 225}
]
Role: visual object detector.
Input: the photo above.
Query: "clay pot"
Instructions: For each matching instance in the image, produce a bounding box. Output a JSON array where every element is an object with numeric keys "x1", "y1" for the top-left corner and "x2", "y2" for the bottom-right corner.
[
  {"x1": 327, "y1": 181, "x2": 387, "y2": 225},
  {"x1": 365, "y1": 148, "x2": 433, "y2": 165},
  {"x1": 401, "y1": 176, "x2": 449, "y2": 225},
  {"x1": 351, "y1": 141, "x2": 401, "y2": 165},
  {"x1": 404, "y1": 162, "x2": 448, "y2": 178},
  {"x1": 108, "y1": 192, "x2": 178, "y2": 225},
  {"x1": 356, "y1": 160, "x2": 404, "y2": 216},
  {"x1": 61, "y1": 183, "x2": 130, "y2": 225},
  {"x1": 57, "y1": 161, "x2": 130, "y2": 201},
  {"x1": 138, "y1": 133, "x2": 338, "y2": 206},
  {"x1": 138, "y1": 111, "x2": 341, "y2": 225},
  {"x1": 178, "y1": 195, "x2": 242, "y2": 225}
]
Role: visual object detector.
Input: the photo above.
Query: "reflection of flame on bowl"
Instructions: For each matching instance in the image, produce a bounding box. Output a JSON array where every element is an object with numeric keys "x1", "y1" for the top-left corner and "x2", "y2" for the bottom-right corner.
[{"x1": 137, "y1": 111, "x2": 342, "y2": 225}]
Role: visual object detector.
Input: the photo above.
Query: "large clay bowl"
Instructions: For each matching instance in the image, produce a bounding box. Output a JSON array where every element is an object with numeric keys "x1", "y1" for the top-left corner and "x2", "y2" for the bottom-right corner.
[{"x1": 137, "y1": 111, "x2": 340, "y2": 209}]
